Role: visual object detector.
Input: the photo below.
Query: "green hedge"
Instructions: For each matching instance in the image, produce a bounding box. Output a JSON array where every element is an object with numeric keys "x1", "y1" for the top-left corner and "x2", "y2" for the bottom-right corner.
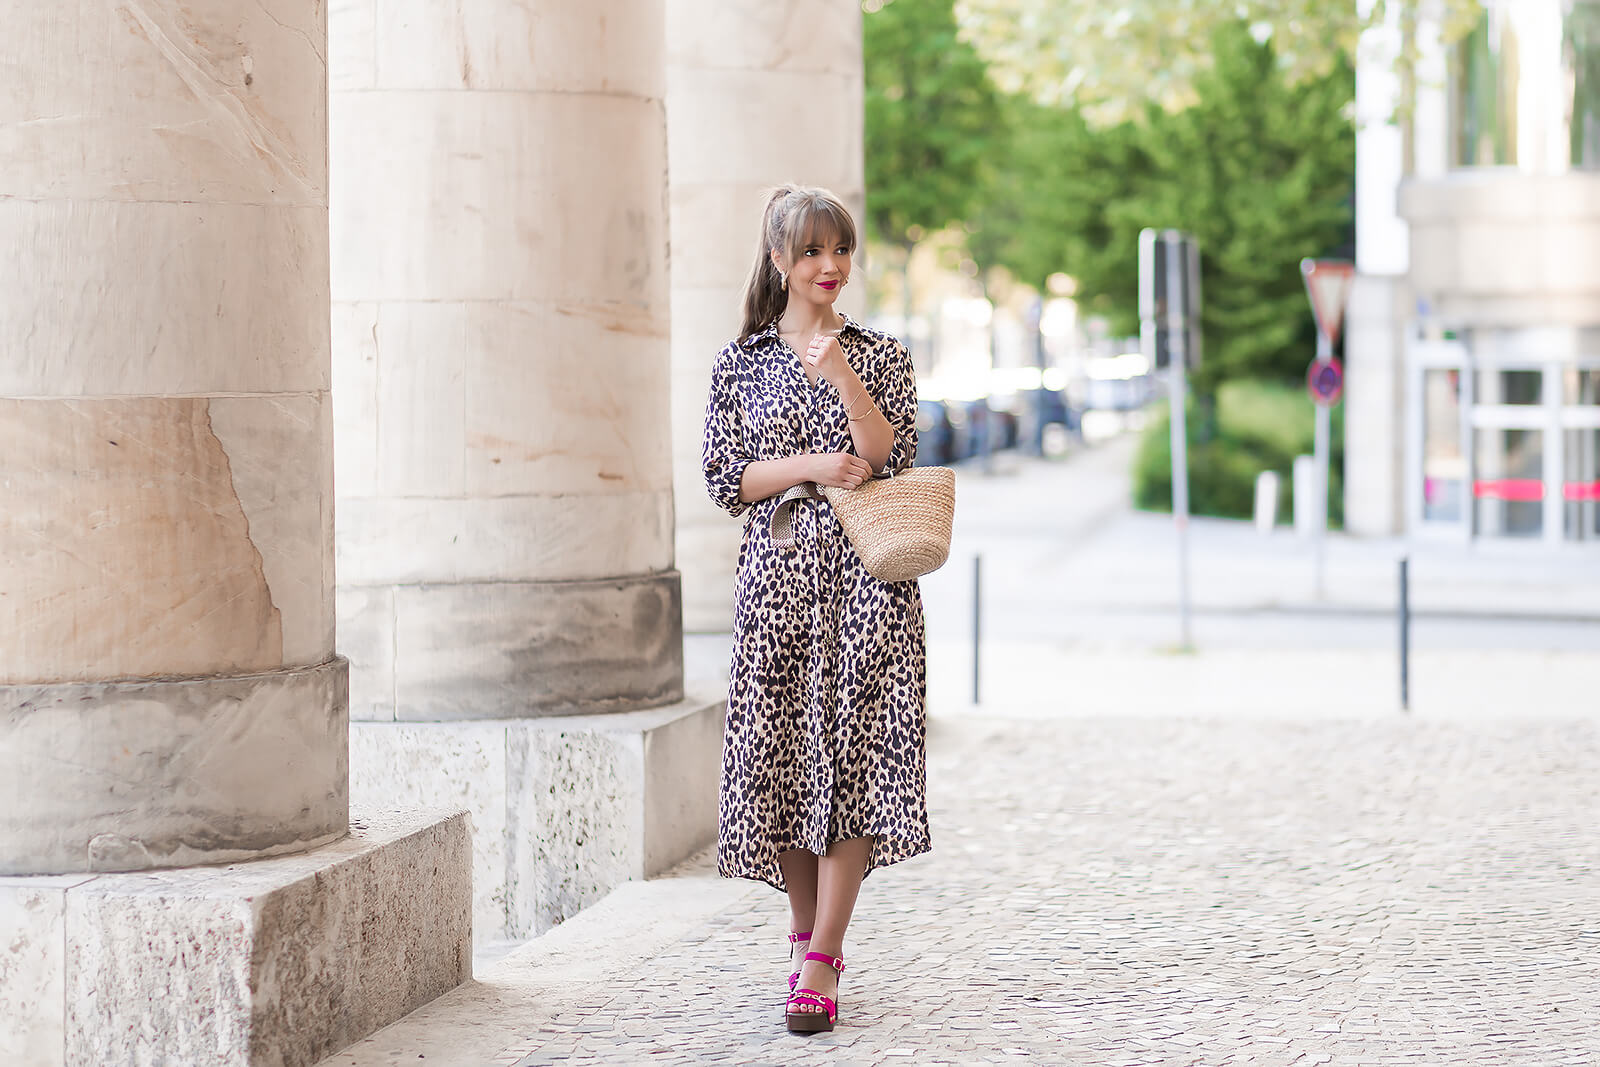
[{"x1": 1132, "y1": 379, "x2": 1344, "y2": 527}]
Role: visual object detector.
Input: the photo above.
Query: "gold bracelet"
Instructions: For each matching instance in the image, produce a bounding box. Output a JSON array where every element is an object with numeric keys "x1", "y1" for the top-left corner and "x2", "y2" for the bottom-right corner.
[{"x1": 845, "y1": 391, "x2": 876, "y2": 421}]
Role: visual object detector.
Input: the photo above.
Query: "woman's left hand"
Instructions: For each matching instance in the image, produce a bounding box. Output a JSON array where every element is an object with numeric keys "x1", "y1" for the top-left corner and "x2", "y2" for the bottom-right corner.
[{"x1": 804, "y1": 332, "x2": 852, "y2": 387}]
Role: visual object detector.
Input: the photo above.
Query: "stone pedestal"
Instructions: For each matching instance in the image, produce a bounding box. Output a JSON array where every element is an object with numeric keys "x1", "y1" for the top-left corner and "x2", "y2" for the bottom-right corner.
[
  {"x1": 351, "y1": 692, "x2": 726, "y2": 947},
  {"x1": 0, "y1": 808, "x2": 472, "y2": 1067},
  {"x1": 331, "y1": 0, "x2": 682, "y2": 718},
  {"x1": 666, "y1": 0, "x2": 867, "y2": 632}
]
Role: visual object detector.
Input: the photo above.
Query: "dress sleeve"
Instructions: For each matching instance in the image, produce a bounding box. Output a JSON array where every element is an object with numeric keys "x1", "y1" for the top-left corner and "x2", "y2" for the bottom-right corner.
[
  {"x1": 702, "y1": 343, "x2": 754, "y2": 517},
  {"x1": 879, "y1": 339, "x2": 919, "y2": 473}
]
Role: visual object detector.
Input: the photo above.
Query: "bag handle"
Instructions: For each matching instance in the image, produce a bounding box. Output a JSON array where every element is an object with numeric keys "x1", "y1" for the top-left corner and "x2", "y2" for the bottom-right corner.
[{"x1": 770, "y1": 482, "x2": 824, "y2": 549}]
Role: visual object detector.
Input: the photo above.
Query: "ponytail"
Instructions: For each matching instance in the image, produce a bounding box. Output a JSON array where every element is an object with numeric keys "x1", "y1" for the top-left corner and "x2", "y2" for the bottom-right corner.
[{"x1": 738, "y1": 184, "x2": 858, "y2": 344}]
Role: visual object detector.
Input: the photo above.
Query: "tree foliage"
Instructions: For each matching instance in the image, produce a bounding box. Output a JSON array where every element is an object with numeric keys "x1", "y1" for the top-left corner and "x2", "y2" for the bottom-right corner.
[
  {"x1": 964, "y1": 21, "x2": 1355, "y2": 393},
  {"x1": 955, "y1": 0, "x2": 1482, "y2": 118},
  {"x1": 863, "y1": 0, "x2": 1005, "y2": 251},
  {"x1": 1123, "y1": 22, "x2": 1356, "y2": 393}
]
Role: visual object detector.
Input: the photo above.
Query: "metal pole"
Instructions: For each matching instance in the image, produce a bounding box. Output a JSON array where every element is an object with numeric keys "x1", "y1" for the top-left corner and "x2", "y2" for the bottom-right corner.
[
  {"x1": 1313, "y1": 331, "x2": 1331, "y2": 599},
  {"x1": 1399, "y1": 556, "x2": 1411, "y2": 711},
  {"x1": 1166, "y1": 234, "x2": 1193, "y2": 651},
  {"x1": 972, "y1": 554, "x2": 982, "y2": 705}
]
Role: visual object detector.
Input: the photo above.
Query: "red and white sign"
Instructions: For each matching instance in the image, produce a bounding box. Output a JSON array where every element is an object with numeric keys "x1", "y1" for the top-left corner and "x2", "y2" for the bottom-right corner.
[
  {"x1": 1307, "y1": 356, "x2": 1344, "y2": 407},
  {"x1": 1300, "y1": 259, "x2": 1356, "y2": 345}
]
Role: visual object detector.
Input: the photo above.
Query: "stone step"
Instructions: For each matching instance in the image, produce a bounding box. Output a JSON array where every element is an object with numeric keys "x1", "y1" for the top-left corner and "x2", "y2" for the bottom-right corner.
[{"x1": 1, "y1": 807, "x2": 471, "y2": 1067}]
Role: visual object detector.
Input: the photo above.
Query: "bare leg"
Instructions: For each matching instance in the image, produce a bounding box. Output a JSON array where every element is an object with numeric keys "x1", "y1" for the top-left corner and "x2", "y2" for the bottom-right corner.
[
  {"x1": 791, "y1": 836, "x2": 871, "y2": 1015},
  {"x1": 778, "y1": 849, "x2": 819, "y2": 984}
]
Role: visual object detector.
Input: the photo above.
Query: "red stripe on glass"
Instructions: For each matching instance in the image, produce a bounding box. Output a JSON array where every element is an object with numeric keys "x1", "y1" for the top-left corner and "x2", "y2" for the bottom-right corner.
[{"x1": 1473, "y1": 479, "x2": 1544, "y2": 502}]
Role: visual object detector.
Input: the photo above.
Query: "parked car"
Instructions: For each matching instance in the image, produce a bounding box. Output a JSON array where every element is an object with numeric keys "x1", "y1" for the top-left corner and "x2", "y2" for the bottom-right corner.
[
  {"x1": 1019, "y1": 387, "x2": 1081, "y2": 455},
  {"x1": 915, "y1": 399, "x2": 955, "y2": 465}
]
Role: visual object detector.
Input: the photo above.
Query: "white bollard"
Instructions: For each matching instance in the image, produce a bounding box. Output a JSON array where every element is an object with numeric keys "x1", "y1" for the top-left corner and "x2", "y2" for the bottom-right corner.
[
  {"x1": 1293, "y1": 454, "x2": 1317, "y2": 537},
  {"x1": 1254, "y1": 470, "x2": 1280, "y2": 534}
]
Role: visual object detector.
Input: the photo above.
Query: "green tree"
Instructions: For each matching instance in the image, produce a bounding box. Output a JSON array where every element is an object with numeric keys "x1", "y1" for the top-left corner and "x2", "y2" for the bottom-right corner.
[
  {"x1": 962, "y1": 94, "x2": 1144, "y2": 361},
  {"x1": 956, "y1": 0, "x2": 1482, "y2": 118},
  {"x1": 864, "y1": 0, "x2": 1004, "y2": 324},
  {"x1": 1060, "y1": 21, "x2": 1356, "y2": 395}
]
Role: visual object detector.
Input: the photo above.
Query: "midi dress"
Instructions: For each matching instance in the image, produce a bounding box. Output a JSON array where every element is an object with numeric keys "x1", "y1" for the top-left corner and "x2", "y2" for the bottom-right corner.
[{"x1": 701, "y1": 315, "x2": 931, "y2": 892}]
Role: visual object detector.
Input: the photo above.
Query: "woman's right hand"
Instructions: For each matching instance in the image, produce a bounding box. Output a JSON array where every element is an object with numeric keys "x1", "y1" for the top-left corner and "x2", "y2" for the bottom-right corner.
[{"x1": 808, "y1": 451, "x2": 873, "y2": 490}]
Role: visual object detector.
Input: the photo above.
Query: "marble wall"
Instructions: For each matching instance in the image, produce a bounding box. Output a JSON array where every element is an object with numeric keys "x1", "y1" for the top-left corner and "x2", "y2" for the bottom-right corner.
[
  {"x1": 331, "y1": 0, "x2": 684, "y2": 718},
  {"x1": 0, "y1": 0, "x2": 346, "y2": 874},
  {"x1": 666, "y1": 0, "x2": 867, "y2": 632}
]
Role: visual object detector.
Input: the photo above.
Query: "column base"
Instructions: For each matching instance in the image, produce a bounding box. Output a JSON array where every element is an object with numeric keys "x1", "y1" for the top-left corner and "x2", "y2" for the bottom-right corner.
[
  {"x1": 0, "y1": 806, "x2": 471, "y2": 1067},
  {"x1": 350, "y1": 690, "x2": 726, "y2": 945},
  {"x1": 340, "y1": 573, "x2": 684, "y2": 720},
  {"x1": 0, "y1": 657, "x2": 349, "y2": 876}
]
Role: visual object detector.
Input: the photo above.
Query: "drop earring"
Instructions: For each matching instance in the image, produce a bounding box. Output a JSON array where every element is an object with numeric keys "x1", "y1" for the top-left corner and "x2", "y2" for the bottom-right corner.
[{"x1": 780, "y1": 271, "x2": 788, "y2": 291}]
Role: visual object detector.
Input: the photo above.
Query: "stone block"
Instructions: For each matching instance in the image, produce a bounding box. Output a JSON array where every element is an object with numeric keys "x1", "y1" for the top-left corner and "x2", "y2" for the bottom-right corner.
[
  {"x1": 338, "y1": 492, "x2": 676, "y2": 589},
  {"x1": 330, "y1": 92, "x2": 667, "y2": 308},
  {"x1": 331, "y1": 300, "x2": 381, "y2": 499},
  {"x1": 666, "y1": 0, "x2": 860, "y2": 75},
  {"x1": 0, "y1": 659, "x2": 349, "y2": 876},
  {"x1": 350, "y1": 724, "x2": 509, "y2": 944},
  {"x1": 665, "y1": 67, "x2": 862, "y2": 188},
  {"x1": 350, "y1": 692, "x2": 726, "y2": 943},
  {"x1": 505, "y1": 726, "x2": 636, "y2": 938},
  {"x1": 338, "y1": 584, "x2": 397, "y2": 722},
  {"x1": 56, "y1": 807, "x2": 471, "y2": 1067},
  {"x1": 371, "y1": 0, "x2": 664, "y2": 97},
  {"x1": 0, "y1": 876, "x2": 93, "y2": 1067},
  {"x1": 390, "y1": 573, "x2": 684, "y2": 720},
  {"x1": 460, "y1": 300, "x2": 672, "y2": 498},
  {"x1": 0, "y1": 397, "x2": 333, "y2": 684},
  {"x1": 0, "y1": 3, "x2": 326, "y2": 205},
  {"x1": 1400, "y1": 172, "x2": 1600, "y2": 312},
  {"x1": 209, "y1": 392, "x2": 337, "y2": 670},
  {"x1": 0, "y1": 201, "x2": 329, "y2": 397}
]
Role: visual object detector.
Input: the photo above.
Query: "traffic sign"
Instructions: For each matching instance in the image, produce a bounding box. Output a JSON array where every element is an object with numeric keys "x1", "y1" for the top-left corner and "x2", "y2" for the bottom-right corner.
[
  {"x1": 1307, "y1": 356, "x2": 1344, "y2": 407},
  {"x1": 1300, "y1": 259, "x2": 1355, "y2": 345}
]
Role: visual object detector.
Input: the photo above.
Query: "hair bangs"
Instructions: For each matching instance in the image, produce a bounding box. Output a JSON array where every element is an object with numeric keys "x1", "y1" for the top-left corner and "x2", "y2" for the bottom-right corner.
[{"x1": 784, "y1": 195, "x2": 857, "y2": 264}]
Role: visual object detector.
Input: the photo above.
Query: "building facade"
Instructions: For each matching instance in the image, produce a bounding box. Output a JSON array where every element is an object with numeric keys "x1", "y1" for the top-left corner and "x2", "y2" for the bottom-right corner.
[{"x1": 1349, "y1": 0, "x2": 1600, "y2": 547}]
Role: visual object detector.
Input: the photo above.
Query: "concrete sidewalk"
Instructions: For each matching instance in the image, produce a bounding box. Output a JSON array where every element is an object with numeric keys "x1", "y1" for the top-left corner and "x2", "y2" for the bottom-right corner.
[
  {"x1": 690, "y1": 435, "x2": 1597, "y2": 719},
  {"x1": 320, "y1": 706, "x2": 1600, "y2": 1066},
  {"x1": 318, "y1": 437, "x2": 1598, "y2": 1066},
  {"x1": 920, "y1": 435, "x2": 1600, "y2": 632}
]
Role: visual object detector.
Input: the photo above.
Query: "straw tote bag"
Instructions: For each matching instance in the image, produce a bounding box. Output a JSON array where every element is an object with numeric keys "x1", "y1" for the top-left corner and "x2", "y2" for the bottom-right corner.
[{"x1": 770, "y1": 466, "x2": 956, "y2": 582}]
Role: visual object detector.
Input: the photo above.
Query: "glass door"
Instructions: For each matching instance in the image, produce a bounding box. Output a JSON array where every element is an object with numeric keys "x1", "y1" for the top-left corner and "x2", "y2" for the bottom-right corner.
[
  {"x1": 1563, "y1": 367, "x2": 1600, "y2": 541},
  {"x1": 1407, "y1": 339, "x2": 1471, "y2": 540},
  {"x1": 1470, "y1": 368, "x2": 1550, "y2": 540}
]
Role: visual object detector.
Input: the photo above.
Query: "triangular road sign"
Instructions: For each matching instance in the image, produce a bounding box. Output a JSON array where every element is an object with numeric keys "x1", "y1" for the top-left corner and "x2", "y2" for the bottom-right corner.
[{"x1": 1300, "y1": 259, "x2": 1356, "y2": 345}]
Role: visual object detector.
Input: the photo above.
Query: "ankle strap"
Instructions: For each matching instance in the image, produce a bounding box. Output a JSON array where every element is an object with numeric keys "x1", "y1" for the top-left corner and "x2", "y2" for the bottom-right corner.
[
  {"x1": 803, "y1": 950, "x2": 845, "y2": 973},
  {"x1": 788, "y1": 930, "x2": 813, "y2": 944}
]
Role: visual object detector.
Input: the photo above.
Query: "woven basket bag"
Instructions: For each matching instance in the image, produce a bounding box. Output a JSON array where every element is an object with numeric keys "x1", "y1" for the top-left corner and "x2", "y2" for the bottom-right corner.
[{"x1": 771, "y1": 466, "x2": 956, "y2": 582}]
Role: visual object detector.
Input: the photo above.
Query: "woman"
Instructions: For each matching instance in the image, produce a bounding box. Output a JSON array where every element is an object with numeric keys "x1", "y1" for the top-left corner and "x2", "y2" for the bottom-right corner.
[{"x1": 701, "y1": 185, "x2": 930, "y2": 1033}]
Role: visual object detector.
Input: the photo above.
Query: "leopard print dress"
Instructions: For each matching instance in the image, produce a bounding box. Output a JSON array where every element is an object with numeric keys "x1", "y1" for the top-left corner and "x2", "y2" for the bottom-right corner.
[{"x1": 702, "y1": 315, "x2": 930, "y2": 892}]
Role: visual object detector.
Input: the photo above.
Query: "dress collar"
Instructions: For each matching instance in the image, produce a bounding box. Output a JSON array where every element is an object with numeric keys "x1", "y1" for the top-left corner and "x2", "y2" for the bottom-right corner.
[{"x1": 745, "y1": 313, "x2": 862, "y2": 348}]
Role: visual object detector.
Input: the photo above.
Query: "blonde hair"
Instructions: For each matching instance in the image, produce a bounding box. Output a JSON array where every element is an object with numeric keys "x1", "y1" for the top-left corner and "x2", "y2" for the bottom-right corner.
[{"x1": 739, "y1": 185, "x2": 858, "y2": 343}]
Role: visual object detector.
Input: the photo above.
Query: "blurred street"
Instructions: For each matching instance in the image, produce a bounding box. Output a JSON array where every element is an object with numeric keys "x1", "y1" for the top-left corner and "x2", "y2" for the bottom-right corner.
[
  {"x1": 916, "y1": 435, "x2": 1599, "y2": 720},
  {"x1": 324, "y1": 437, "x2": 1600, "y2": 1066}
]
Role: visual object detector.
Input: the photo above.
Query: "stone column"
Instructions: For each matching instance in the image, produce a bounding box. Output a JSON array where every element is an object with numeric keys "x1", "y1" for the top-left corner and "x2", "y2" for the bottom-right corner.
[
  {"x1": 0, "y1": 0, "x2": 346, "y2": 877},
  {"x1": 332, "y1": 0, "x2": 683, "y2": 722},
  {"x1": 332, "y1": 1, "x2": 719, "y2": 949},
  {"x1": 666, "y1": 0, "x2": 867, "y2": 632}
]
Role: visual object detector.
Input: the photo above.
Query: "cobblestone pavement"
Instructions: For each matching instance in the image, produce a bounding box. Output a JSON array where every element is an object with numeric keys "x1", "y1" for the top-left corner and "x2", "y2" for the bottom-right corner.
[{"x1": 325, "y1": 711, "x2": 1600, "y2": 1066}]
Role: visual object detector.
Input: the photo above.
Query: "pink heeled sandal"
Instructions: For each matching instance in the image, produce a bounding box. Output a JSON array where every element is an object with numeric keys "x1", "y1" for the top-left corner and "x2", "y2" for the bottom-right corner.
[
  {"x1": 787, "y1": 929, "x2": 813, "y2": 992},
  {"x1": 785, "y1": 951, "x2": 844, "y2": 1033}
]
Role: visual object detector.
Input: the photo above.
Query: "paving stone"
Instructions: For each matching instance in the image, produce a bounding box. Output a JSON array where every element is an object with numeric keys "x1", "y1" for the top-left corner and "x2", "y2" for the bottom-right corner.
[{"x1": 331, "y1": 713, "x2": 1600, "y2": 1066}]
